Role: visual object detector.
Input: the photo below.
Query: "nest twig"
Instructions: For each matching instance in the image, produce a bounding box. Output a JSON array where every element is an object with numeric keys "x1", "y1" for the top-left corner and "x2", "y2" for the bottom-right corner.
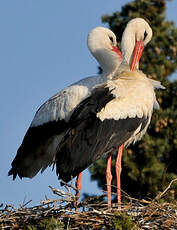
[{"x1": 0, "y1": 180, "x2": 177, "y2": 229}]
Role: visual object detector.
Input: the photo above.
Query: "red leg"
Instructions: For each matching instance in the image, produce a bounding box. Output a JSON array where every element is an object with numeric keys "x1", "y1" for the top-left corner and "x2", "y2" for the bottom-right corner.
[
  {"x1": 75, "y1": 172, "x2": 82, "y2": 206},
  {"x1": 116, "y1": 144, "x2": 124, "y2": 207},
  {"x1": 106, "y1": 154, "x2": 112, "y2": 208}
]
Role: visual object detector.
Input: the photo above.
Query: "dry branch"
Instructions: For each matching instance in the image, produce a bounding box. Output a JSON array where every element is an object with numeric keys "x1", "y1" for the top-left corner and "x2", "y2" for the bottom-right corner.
[{"x1": 0, "y1": 182, "x2": 177, "y2": 229}]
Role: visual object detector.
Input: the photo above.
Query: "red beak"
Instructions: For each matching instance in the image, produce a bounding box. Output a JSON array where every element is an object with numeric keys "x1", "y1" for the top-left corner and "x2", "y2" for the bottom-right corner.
[
  {"x1": 112, "y1": 46, "x2": 122, "y2": 58},
  {"x1": 130, "y1": 40, "x2": 144, "y2": 71}
]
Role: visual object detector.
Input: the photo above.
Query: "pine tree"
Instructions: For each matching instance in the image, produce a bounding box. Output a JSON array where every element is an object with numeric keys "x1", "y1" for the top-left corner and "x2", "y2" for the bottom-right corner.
[{"x1": 89, "y1": 0, "x2": 177, "y2": 200}]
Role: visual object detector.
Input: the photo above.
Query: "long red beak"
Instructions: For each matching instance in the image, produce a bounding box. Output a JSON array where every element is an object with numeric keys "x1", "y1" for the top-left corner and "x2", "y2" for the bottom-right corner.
[
  {"x1": 130, "y1": 40, "x2": 144, "y2": 71},
  {"x1": 112, "y1": 46, "x2": 122, "y2": 58}
]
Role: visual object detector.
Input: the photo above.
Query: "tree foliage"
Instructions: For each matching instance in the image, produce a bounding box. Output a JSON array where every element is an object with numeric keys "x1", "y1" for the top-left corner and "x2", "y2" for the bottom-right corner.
[{"x1": 89, "y1": 0, "x2": 177, "y2": 200}]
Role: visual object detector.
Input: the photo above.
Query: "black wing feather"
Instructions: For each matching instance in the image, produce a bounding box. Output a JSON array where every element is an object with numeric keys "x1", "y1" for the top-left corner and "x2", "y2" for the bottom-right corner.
[
  {"x1": 8, "y1": 120, "x2": 67, "y2": 179},
  {"x1": 56, "y1": 86, "x2": 148, "y2": 183}
]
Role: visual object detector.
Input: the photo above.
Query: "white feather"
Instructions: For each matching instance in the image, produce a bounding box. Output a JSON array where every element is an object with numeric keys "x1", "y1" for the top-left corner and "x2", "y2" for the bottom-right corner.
[
  {"x1": 97, "y1": 71, "x2": 154, "y2": 121},
  {"x1": 148, "y1": 78, "x2": 165, "y2": 110},
  {"x1": 31, "y1": 27, "x2": 122, "y2": 127},
  {"x1": 31, "y1": 76, "x2": 103, "y2": 126}
]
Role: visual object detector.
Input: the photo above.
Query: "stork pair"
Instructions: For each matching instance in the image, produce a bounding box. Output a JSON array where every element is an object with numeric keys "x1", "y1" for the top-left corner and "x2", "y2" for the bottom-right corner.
[{"x1": 9, "y1": 18, "x2": 164, "y2": 208}]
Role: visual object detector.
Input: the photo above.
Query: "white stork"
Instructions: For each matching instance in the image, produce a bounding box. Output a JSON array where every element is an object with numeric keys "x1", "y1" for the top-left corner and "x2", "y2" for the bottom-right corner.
[
  {"x1": 53, "y1": 18, "x2": 164, "y2": 208},
  {"x1": 8, "y1": 27, "x2": 122, "y2": 199}
]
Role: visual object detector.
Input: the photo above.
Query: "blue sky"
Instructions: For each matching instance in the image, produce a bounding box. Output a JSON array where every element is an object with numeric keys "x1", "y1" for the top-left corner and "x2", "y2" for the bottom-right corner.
[{"x1": 1, "y1": 0, "x2": 177, "y2": 207}]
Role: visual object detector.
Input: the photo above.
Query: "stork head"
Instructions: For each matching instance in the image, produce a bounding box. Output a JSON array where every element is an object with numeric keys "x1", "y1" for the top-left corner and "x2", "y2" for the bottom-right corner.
[
  {"x1": 87, "y1": 27, "x2": 122, "y2": 75},
  {"x1": 121, "y1": 18, "x2": 152, "y2": 70}
]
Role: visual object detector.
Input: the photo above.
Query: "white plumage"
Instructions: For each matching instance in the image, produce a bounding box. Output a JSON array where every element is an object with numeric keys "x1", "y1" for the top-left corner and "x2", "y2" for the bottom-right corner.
[
  {"x1": 31, "y1": 27, "x2": 122, "y2": 127},
  {"x1": 97, "y1": 71, "x2": 164, "y2": 121}
]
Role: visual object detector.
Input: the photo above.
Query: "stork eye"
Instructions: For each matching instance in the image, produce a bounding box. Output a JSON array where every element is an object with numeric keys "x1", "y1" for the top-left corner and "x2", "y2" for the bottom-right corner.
[
  {"x1": 144, "y1": 31, "x2": 148, "y2": 40},
  {"x1": 109, "y1": 36, "x2": 114, "y2": 43}
]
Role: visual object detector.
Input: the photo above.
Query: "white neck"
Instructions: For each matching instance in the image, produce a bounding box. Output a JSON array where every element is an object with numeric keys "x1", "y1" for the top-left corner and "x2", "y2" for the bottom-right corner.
[
  {"x1": 121, "y1": 27, "x2": 136, "y2": 66},
  {"x1": 92, "y1": 48, "x2": 122, "y2": 77}
]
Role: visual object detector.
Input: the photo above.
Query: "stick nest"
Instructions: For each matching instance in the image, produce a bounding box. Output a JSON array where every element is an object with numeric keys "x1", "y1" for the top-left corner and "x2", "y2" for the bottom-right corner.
[{"x1": 1, "y1": 179, "x2": 177, "y2": 230}]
